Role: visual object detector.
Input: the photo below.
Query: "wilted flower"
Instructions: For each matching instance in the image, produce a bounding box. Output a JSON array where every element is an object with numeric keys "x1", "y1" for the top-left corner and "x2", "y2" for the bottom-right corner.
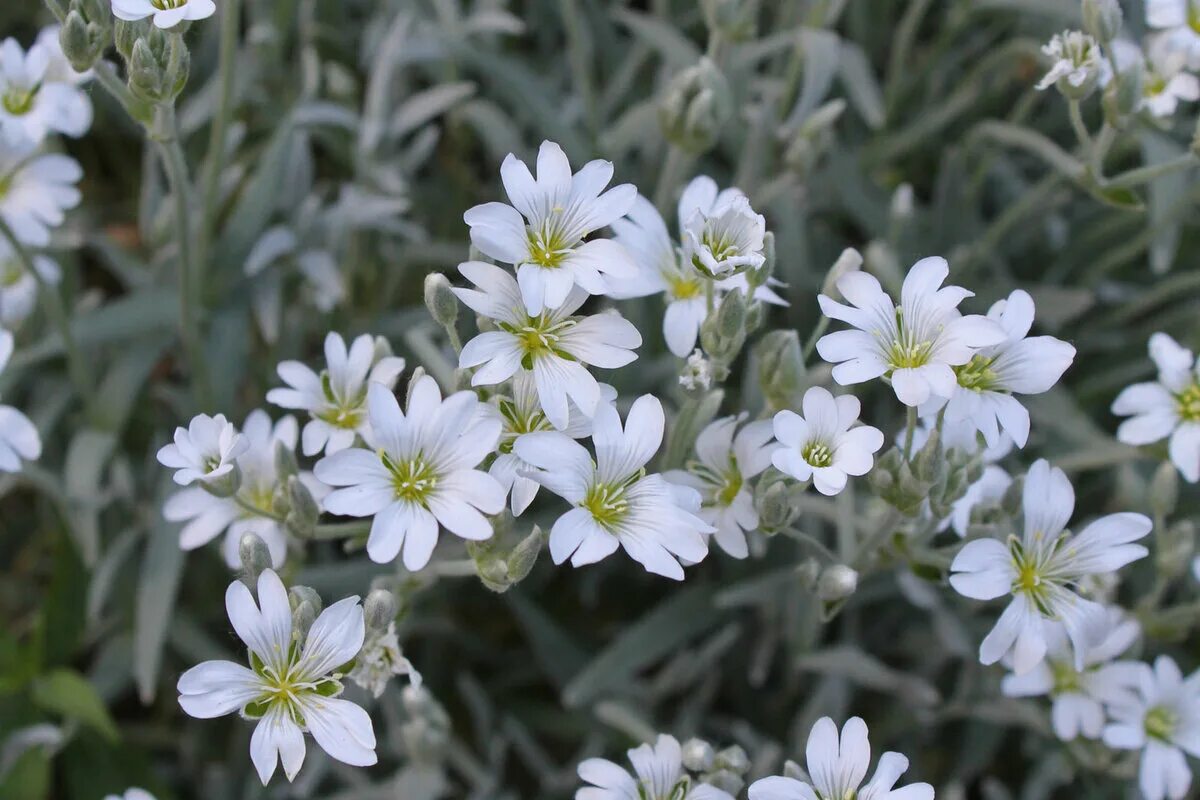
[
  {"x1": 817, "y1": 256, "x2": 1005, "y2": 407},
  {"x1": 464, "y1": 140, "x2": 637, "y2": 314},
  {"x1": 1112, "y1": 333, "x2": 1200, "y2": 482},
  {"x1": 577, "y1": 733, "x2": 734, "y2": 800},
  {"x1": 680, "y1": 179, "x2": 766, "y2": 280},
  {"x1": 612, "y1": 180, "x2": 785, "y2": 357},
  {"x1": 0, "y1": 34, "x2": 93, "y2": 146},
  {"x1": 949, "y1": 459, "x2": 1151, "y2": 675},
  {"x1": 1037, "y1": 31, "x2": 1107, "y2": 99},
  {"x1": 348, "y1": 621, "x2": 421, "y2": 699},
  {"x1": 453, "y1": 260, "x2": 640, "y2": 430},
  {"x1": 680, "y1": 348, "x2": 713, "y2": 391},
  {"x1": 515, "y1": 395, "x2": 714, "y2": 580},
  {"x1": 665, "y1": 413, "x2": 777, "y2": 558},
  {"x1": 266, "y1": 331, "x2": 406, "y2": 457},
  {"x1": 749, "y1": 716, "x2": 933, "y2": 800},
  {"x1": 156, "y1": 413, "x2": 248, "y2": 492},
  {"x1": 771, "y1": 387, "x2": 884, "y2": 496},
  {"x1": 1103, "y1": 655, "x2": 1200, "y2": 800},
  {"x1": 0, "y1": 140, "x2": 82, "y2": 246},
  {"x1": 0, "y1": 329, "x2": 40, "y2": 472},
  {"x1": 314, "y1": 378, "x2": 505, "y2": 569},
  {"x1": 111, "y1": 0, "x2": 217, "y2": 29},
  {"x1": 177, "y1": 570, "x2": 376, "y2": 784}
]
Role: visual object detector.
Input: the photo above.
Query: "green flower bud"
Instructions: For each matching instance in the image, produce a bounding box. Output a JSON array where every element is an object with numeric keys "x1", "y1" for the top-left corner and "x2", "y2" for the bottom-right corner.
[
  {"x1": 757, "y1": 478, "x2": 797, "y2": 532},
  {"x1": 783, "y1": 99, "x2": 845, "y2": 178},
  {"x1": 702, "y1": 770, "x2": 745, "y2": 796},
  {"x1": 363, "y1": 588, "x2": 399, "y2": 631},
  {"x1": 716, "y1": 285, "x2": 746, "y2": 338},
  {"x1": 200, "y1": 461, "x2": 242, "y2": 499},
  {"x1": 659, "y1": 58, "x2": 732, "y2": 155},
  {"x1": 239, "y1": 532, "x2": 273, "y2": 581},
  {"x1": 115, "y1": 19, "x2": 146, "y2": 62},
  {"x1": 681, "y1": 738, "x2": 715, "y2": 772},
  {"x1": 288, "y1": 585, "x2": 323, "y2": 616},
  {"x1": 1157, "y1": 520, "x2": 1195, "y2": 579},
  {"x1": 274, "y1": 439, "x2": 299, "y2": 481},
  {"x1": 1150, "y1": 461, "x2": 1179, "y2": 519},
  {"x1": 817, "y1": 564, "x2": 859, "y2": 601},
  {"x1": 285, "y1": 475, "x2": 320, "y2": 538},
  {"x1": 128, "y1": 30, "x2": 190, "y2": 104},
  {"x1": 795, "y1": 557, "x2": 821, "y2": 590},
  {"x1": 714, "y1": 745, "x2": 749, "y2": 774},
  {"x1": 292, "y1": 600, "x2": 317, "y2": 639},
  {"x1": 755, "y1": 329, "x2": 804, "y2": 410},
  {"x1": 1082, "y1": 0, "x2": 1123, "y2": 43},
  {"x1": 423, "y1": 272, "x2": 459, "y2": 329},
  {"x1": 506, "y1": 525, "x2": 547, "y2": 586}
]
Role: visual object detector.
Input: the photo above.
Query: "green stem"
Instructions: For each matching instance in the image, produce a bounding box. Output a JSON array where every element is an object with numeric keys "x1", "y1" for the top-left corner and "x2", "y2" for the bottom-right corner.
[
  {"x1": 1067, "y1": 99, "x2": 1092, "y2": 155},
  {"x1": 0, "y1": 218, "x2": 94, "y2": 418},
  {"x1": 197, "y1": 0, "x2": 242, "y2": 272},
  {"x1": 152, "y1": 104, "x2": 210, "y2": 406},
  {"x1": 233, "y1": 495, "x2": 284, "y2": 522},
  {"x1": 801, "y1": 316, "x2": 829, "y2": 363},
  {"x1": 1107, "y1": 154, "x2": 1199, "y2": 189},
  {"x1": 653, "y1": 145, "x2": 687, "y2": 213},
  {"x1": 902, "y1": 406, "x2": 917, "y2": 461},
  {"x1": 704, "y1": 277, "x2": 715, "y2": 315},
  {"x1": 91, "y1": 60, "x2": 145, "y2": 121},
  {"x1": 311, "y1": 520, "x2": 372, "y2": 540}
]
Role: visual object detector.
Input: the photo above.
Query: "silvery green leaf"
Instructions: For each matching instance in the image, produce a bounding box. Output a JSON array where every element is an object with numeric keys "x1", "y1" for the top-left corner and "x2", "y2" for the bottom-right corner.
[
  {"x1": 611, "y1": 8, "x2": 701, "y2": 68},
  {"x1": 389, "y1": 82, "x2": 477, "y2": 140},
  {"x1": 133, "y1": 479, "x2": 186, "y2": 704},
  {"x1": 244, "y1": 225, "x2": 298, "y2": 276},
  {"x1": 837, "y1": 41, "x2": 885, "y2": 130}
]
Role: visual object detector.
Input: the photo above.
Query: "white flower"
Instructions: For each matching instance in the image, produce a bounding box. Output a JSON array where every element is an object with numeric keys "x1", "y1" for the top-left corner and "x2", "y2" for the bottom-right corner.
[
  {"x1": 679, "y1": 177, "x2": 766, "y2": 280},
  {"x1": 921, "y1": 290, "x2": 1075, "y2": 449},
  {"x1": 816, "y1": 256, "x2": 1005, "y2": 407},
  {"x1": 771, "y1": 387, "x2": 884, "y2": 497},
  {"x1": 576, "y1": 733, "x2": 734, "y2": 800},
  {"x1": 103, "y1": 790, "x2": 156, "y2": 800},
  {"x1": 0, "y1": 329, "x2": 40, "y2": 472},
  {"x1": 314, "y1": 377, "x2": 505, "y2": 569},
  {"x1": 0, "y1": 236, "x2": 60, "y2": 328},
  {"x1": 515, "y1": 395, "x2": 714, "y2": 580},
  {"x1": 1112, "y1": 333, "x2": 1200, "y2": 482},
  {"x1": 163, "y1": 410, "x2": 327, "y2": 569},
  {"x1": 1036, "y1": 30, "x2": 1107, "y2": 94},
  {"x1": 0, "y1": 35, "x2": 92, "y2": 146},
  {"x1": 1103, "y1": 655, "x2": 1200, "y2": 800},
  {"x1": 156, "y1": 412, "x2": 248, "y2": 488},
  {"x1": 485, "y1": 371, "x2": 613, "y2": 516},
  {"x1": 177, "y1": 570, "x2": 376, "y2": 784},
  {"x1": 665, "y1": 413, "x2": 777, "y2": 558},
  {"x1": 1001, "y1": 608, "x2": 1140, "y2": 741},
  {"x1": 111, "y1": 0, "x2": 217, "y2": 29},
  {"x1": 611, "y1": 181, "x2": 785, "y2": 357},
  {"x1": 453, "y1": 260, "x2": 640, "y2": 430},
  {"x1": 266, "y1": 331, "x2": 406, "y2": 457},
  {"x1": 348, "y1": 622, "x2": 421, "y2": 699},
  {"x1": 949, "y1": 459, "x2": 1151, "y2": 675},
  {"x1": 0, "y1": 140, "x2": 82, "y2": 247},
  {"x1": 463, "y1": 140, "x2": 637, "y2": 314},
  {"x1": 680, "y1": 349, "x2": 713, "y2": 391},
  {"x1": 1146, "y1": 0, "x2": 1200, "y2": 70},
  {"x1": 748, "y1": 716, "x2": 933, "y2": 800},
  {"x1": 1112, "y1": 38, "x2": 1200, "y2": 117}
]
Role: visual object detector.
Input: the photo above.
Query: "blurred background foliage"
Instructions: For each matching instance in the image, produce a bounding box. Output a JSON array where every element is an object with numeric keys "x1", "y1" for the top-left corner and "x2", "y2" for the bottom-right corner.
[{"x1": 1, "y1": 0, "x2": 1198, "y2": 798}]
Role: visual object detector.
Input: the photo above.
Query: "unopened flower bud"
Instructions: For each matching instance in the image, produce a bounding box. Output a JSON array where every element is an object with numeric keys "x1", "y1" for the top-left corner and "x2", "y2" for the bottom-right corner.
[
  {"x1": 292, "y1": 600, "x2": 317, "y2": 639},
  {"x1": 681, "y1": 738, "x2": 715, "y2": 772},
  {"x1": 679, "y1": 349, "x2": 713, "y2": 392},
  {"x1": 716, "y1": 285, "x2": 746, "y2": 338},
  {"x1": 1150, "y1": 461, "x2": 1179, "y2": 519},
  {"x1": 1104, "y1": 60, "x2": 1143, "y2": 127},
  {"x1": 891, "y1": 184, "x2": 915, "y2": 220},
  {"x1": 758, "y1": 479, "x2": 796, "y2": 532},
  {"x1": 821, "y1": 248, "x2": 863, "y2": 299},
  {"x1": 506, "y1": 525, "x2": 547, "y2": 586},
  {"x1": 128, "y1": 29, "x2": 190, "y2": 104},
  {"x1": 817, "y1": 564, "x2": 859, "y2": 601},
  {"x1": 289, "y1": 585, "x2": 323, "y2": 616},
  {"x1": 714, "y1": 745, "x2": 749, "y2": 774},
  {"x1": 1082, "y1": 0, "x2": 1122, "y2": 43},
  {"x1": 756, "y1": 329, "x2": 804, "y2": 409},
  {"x1": 703, "y1": 770, "x2": 745, "y2": 796},
  {"x1": 285, "y1": 475, "x2": 319, "y2": 538},
  {"x1": 659, "y1": 58, "x2": 732, "y2": 155},
  {"x1": 1157, "y1": 520, "x2": 1195, "y2": 579},
  {"x1": 783, "y1": 99, "x2": 844, "y2": 177},
  {"x1": 274, "y1": 439, "x2": 299, "y2": 481},
  {"x1": 114, "y1": 19, "x2": 145, "y2": 61},
  {"x1": 423, "y1": 272, "x2": 459, "y2": 329},
  {"x1": 59, "y1": 12, "x2": 95, "y2": 72},
  {"x1": 239, "y1": 532, "x2": 272, "y2": 581},
  {"x1": 702, "y1": 0, "x2": 755, "y2": 41},
  {"x1": 200, "y1": 461, "x2": 242, "y2": 498},
  {"x1": 363, "y1": 588, "x2": 399, "y2": 631}
]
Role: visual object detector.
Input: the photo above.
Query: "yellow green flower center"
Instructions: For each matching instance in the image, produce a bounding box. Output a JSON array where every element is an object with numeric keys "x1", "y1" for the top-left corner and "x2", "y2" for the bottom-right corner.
[
  {"x1": 526, "y1": 209, "x2": 578, "y2": 268},
  {"x1": 2, "y1": 88, "x2": 35, "y2": 116},
  {"x1": 499, "y1": 314, "x2": 577, "y2": 369},
  {"x1": 637, "y1": 780, "x2": 690, "y2": 800},
  {"x1": 315, "y1": 371, "x2": 366, "y2": 430},
  {"x1": 497, "y1": 397, "x2": 553, "y2": 453},
  {"x1": 700, "y1": 229, "x2": 740, "y2": 263},
  {"x1": 1, "y1": 259, "x2": 22, "y2": 286},
  {"x1": 582, "y1": 475, "x2": 640, "y2": 531},
  {"x1": 151, "y1": 0, "x2": 189, "y2": 9},
  {"x1": 1176, "y1": 383, "x2": 1200, "y2": 423},
  {"x1": 955, "y1": 354, "x2": 999, "y2": 392},
  {"x1": 242, "y1": 646, "x2": 342, "y2": 725},
  {"x1": 1050, "y1": 659, "x2": 1083, "y2": 694},
  {"x1": 1145, "y1": 705, "x2": 1177, "y2": 742},
  {"x1": 666, "y1": 271, "x2": 703, "y2": 300},
  {"x1": 380, "y1": 451, "x2": 439, "y2": 505},
  {"x1": 1189, "y1": 1, "x2": 1200, "y2": 34},
  {"x1": 803, "y1": 441, "x2": 833, "y2": 468},
  {"x1": 883, "y1": 307, "x2": 936, "y2": 370},
  {"x1": 1008, "y1": 533, "x2": 1069, "y2": 616},
  {"x1": 690, "y1": 456, "x2": 744, "y2": 507}
]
